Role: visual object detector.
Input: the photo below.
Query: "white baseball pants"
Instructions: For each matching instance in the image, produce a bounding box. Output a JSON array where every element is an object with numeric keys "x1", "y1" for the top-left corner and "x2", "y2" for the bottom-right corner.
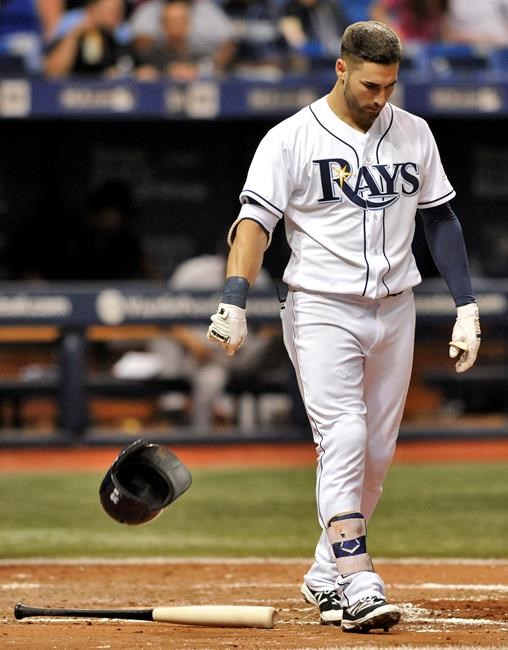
[{"x1": 281, "y1": 289, "x2": 416, "y2": 603}]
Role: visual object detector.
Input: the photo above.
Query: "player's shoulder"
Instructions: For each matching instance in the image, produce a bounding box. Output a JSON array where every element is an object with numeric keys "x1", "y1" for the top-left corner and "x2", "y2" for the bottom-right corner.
[
  {"x1": 388, "y1": 103, "x2": 431, "y2": 133},
  {"x1": 264, "y1": 99, "x2": 320, "y2": 139}
]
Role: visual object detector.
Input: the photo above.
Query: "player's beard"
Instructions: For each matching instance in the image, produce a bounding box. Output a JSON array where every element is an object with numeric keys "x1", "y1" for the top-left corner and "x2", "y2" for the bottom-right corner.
[{"x1": 343, "y1": 81, "x2": 379, "y2": 131}]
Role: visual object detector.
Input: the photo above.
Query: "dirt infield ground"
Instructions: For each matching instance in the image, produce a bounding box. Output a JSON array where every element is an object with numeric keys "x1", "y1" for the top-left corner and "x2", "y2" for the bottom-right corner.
[
  {"x1": 1, "y1": 439, "x2": 507, "y2": 648},
  {"x1": 1, "y1": 559, "x2": 508, "y2": 649}
]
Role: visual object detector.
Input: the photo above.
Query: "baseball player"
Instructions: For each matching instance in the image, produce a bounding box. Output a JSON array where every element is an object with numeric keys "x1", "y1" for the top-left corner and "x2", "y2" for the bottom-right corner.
[{"x1": 207, "y1": 21, "x2": 481, "y2": 634}]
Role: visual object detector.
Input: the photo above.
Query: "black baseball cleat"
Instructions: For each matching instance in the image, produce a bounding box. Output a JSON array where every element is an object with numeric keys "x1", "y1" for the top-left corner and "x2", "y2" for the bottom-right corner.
[
  {"x1": 301, "y1": 582, "x2": 342, "y2": 625},
  {"x1": 341, "y1": 595, "x2": 401, "y2": 633}
]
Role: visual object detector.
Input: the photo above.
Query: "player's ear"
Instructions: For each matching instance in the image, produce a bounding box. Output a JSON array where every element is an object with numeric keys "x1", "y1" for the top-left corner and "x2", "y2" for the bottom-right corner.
[{"x1": 336, "y1": 58, "x2": 347, "y2": 81}]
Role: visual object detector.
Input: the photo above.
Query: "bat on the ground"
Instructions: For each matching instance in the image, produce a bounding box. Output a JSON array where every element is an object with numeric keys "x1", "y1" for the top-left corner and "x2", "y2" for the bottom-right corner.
[{"x1": 14, "y1": 602, "x2": 277, "y2": 628}]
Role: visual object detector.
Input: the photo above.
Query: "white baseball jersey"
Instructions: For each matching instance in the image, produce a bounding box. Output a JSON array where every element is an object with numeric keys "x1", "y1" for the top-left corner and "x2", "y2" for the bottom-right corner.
[{"x1": 234, "y1": 95, "x2": 455, "y2": 299}]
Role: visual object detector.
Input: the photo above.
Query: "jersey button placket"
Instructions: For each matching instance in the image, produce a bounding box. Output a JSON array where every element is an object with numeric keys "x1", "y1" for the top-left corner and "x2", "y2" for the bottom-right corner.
[{"x1": 366, "y1": 209, "x2": 386, "y2": 296}]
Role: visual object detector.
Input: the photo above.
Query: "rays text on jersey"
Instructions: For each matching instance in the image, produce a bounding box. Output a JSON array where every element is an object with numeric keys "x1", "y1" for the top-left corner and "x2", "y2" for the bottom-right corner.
[{"x1": 314, "y1": 158, "x2": 420, "y2": 209}]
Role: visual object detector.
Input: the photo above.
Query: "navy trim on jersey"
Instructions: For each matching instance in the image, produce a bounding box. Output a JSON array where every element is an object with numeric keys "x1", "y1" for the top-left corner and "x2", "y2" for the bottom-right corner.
[
  {"x1": 309, "y1": 104, "x2": 360, "y2": 168},
  {"x1": 361, "y1": 210, "x2": 370, "y2": 296},
  {"x1": 242, "y1": 190, "x2": 284, "y2": 217},
  {"x1": 243, "y1": 196, "x2": 262, "y2": 206},
  {"x1": 418, "y1": 188, "x2": 455, "y2": 207},
  {"x1": 375, "y1": 104, "x2": 394, "y2": 164}
]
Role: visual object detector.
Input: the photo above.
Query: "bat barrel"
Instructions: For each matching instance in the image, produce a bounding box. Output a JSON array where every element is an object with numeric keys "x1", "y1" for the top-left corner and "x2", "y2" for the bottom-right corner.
[
  {"x1": 14, "y1": 603, "x2": 153, "y2": 621},
  {"x1": 152, "y1": 605, "x2": 278, "y2": 628}
]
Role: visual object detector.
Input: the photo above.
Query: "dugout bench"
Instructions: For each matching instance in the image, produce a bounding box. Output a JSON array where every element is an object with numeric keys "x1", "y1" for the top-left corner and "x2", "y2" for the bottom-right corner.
[
  {"x1": 0, "y1": 283, "x2": 283, "y2": 437},
  {"x1": 0, "y1": 324, "x2": 193, "y2": 432},
  {"x1": 423, "y1": 365, "x2": 508, "y2": 415},
  {"x1": 0, "y1": 332, "x2": 289, "y2": 435},
  {"x1": 0, "y1": 280, "x2": 507, "y2": 440}
]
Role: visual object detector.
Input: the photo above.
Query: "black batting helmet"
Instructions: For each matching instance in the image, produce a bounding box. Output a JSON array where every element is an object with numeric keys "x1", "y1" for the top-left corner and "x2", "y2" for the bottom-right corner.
[{"x1": 99, "y1": 439, "x2": 192, "y2": 525}]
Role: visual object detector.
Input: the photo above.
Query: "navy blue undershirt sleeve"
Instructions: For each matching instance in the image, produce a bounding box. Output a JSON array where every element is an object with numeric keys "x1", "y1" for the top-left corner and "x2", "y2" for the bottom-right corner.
[{"x1": 418, "y1": 202, "x2": 475, "y2": 307}]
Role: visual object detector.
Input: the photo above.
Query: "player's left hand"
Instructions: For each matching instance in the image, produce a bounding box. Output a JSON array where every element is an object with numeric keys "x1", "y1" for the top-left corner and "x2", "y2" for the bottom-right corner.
[
  {"x1": 449, "y1": 303, "x2": 481, "y2": 373},
  {"x1": 207, "y1": 303, "x2": 247, "y2": 356}
]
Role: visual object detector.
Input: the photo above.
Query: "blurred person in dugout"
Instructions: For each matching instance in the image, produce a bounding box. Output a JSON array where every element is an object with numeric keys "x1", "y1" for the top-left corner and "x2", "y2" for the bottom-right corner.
[
  {"x1": 144, "y1": 241, "x2": 284, "y2": 428},
  {"x1": 42, "y1": 0, "x2": 136, "y2": 77},
  {"x1": 129, "y1": 0, "x2": 237, "y2": 77},
  {"x1": 134, "y1": 0, "x2": 236, "y2": 80},
  {"x1": 369, "y1": 0, "x2": 449, "y2": 45}
]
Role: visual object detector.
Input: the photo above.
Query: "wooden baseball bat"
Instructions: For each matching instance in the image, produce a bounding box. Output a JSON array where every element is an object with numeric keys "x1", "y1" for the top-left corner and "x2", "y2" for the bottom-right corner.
[{"x1": 14, "y1": 602, "x2": 278, "y2": 628}]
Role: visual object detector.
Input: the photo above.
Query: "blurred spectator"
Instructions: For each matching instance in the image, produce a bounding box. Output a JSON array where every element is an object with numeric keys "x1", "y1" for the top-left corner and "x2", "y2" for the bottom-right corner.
[
  {"x1": 130, "y1": 0, "x2": 237, "y2": 74},
  {"x1": 277, "y1": 0, "x2": 348, "y2": 59},
  {"x1": 37, "y1": 0, "x2": 66, "y2": 41},
  {"x1": 442, "y1": 0, "x2": 508, "y2": 47},
  {"x1": 220, "y1": 0, "x2": 288, "y2": 77},
  {"x1": 38, "y1": 1, "x2": 152, "y2": 38},
  {"x1": 42, "y1": 0, "x2": 135, "y2": 78},
  {"x1": 135, "y1": 0, "x2": 228, "y2": 80},
  {"x1": 370, "y1": 0, "x2": 449, "y2": 45}
]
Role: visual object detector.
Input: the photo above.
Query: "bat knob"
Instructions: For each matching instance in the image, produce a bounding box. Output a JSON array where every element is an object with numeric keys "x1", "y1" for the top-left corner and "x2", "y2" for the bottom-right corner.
[{"x1": 14, "y1": 603, "x2": 27, "y2": 620}]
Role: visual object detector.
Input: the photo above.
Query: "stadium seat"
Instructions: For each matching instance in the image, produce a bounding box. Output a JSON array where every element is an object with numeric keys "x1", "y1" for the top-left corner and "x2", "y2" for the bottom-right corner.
[
  {"x1": 343, "y1": 0, "x2": 371, "y2": 24},
  {"x1": 488, "y1": 46, "x2": 508, "y2": 73}
]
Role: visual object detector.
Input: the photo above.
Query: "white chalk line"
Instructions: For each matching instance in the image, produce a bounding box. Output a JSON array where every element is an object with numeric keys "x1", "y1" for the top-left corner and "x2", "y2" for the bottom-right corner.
[
  {"x1": 0, "y1": 556, "x2": 507, "y2": 566},
  {"x1": 6, "y1": 578, "x2": 506, "y2": 594},
  {"x1": 287, "y1": 601, "x2": 508, "y2": 631},
  {"x1": 190, "y1": 581, "x2": 508, "y2": 592},
  {"x1": 401, "y1": 603, "x2": 508, "y2": 627},
  {"x1": 393, "y1": 582, "x2": 508, "y2": 592}
]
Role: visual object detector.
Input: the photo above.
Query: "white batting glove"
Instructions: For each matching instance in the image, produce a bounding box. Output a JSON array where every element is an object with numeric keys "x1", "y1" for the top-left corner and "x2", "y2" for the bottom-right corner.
[
  {"x1": 207, "y1": 303, "x2": 247, "y2": 356},
  {"x1": 449, "y1": 303, "x2": 481, "y2": 373}
]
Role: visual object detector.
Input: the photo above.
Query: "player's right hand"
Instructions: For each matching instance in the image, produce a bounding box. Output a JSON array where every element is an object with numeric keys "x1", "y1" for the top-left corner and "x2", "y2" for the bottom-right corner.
[
  {"x1": 207, "y1": 303, "x2": 247, "y2": 356},
  {"x1": 449, "y1": 303, "x2": 481, "y2": 373}
]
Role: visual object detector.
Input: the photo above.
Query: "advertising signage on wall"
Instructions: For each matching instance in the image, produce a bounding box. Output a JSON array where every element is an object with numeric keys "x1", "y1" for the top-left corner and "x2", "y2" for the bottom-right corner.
[{"x1": 2, "y1": 76, "x2": 508, "y2": 120}]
